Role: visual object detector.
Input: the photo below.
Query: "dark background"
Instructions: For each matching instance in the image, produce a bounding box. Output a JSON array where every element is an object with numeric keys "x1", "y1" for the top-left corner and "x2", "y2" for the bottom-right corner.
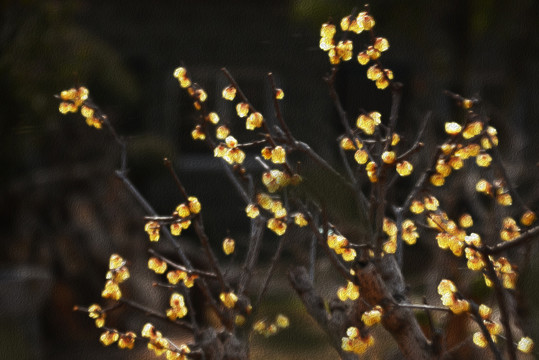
[{"x1": 1, "y1": 0, "x2": 539, "y2": 359}]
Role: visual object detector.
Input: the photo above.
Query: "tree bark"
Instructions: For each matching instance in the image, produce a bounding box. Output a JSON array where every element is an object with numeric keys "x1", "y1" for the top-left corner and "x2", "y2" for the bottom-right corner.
[{"x1": 354, "y1": 256, "x2": 437, "y2": 360}]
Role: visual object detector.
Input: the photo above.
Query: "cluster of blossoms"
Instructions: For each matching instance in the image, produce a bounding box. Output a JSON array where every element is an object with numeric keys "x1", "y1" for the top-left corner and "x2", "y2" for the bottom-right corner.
[
  {"x1": 214, "y1": 135, "x2": 246, "y2": 164},
  {"x1": 431, "y1": 114, "x2": 499, "y2": 187},
  {"x1": 166, "y1": 293, "x2": 188, "y2": 320},
  {"x1": 320, "y1": 10, "x2": 393, "y2": 89},
  {"x1": 222, "y1": 236, "x2": 235, "y2": 255},
  {"x1": 380, "y1": 217, "x2": 419, "y2": 254},
  {"x1": 142, "y1": 323, "x2": 191, "y2": 359},
  {"x1": 143, "y1": 196, "x2": 201, "y2": 242},
  {"x1": 483, "y1": 256, "x2": 518, "y2": 289},
  {"x1": 248, "y1": 192, "x2": 307, "y2": 236},
  {"x1": 147, "y1": 257, "x2": 198, "y2": 288},
  {"x1": 219, "y1": 291, "x2": 238, "y2": 309},
  {"x1": 437, "y1": 279, "x2": 470, "y2": 315},
  {"x1": 170, "y1": 196, "x2": 201, "y2": 236},
  {"x1": 172, "y1": 66, "x2": 305, "y2": 244},
  {"x1": 339, "y1": 112, "x2": 413, "y2": 185},
  {"x1": 471, "y1": 304, "x2": 502, "y2": 348},
  {"x1": 341, "y1": 326, "x2": 375, "y2": 355},
  {"x1": 361, "y1": 305, "x2": 383, "y2": 327},
  {"x1": 252, "y1": 314, "x2": 289, "y2": 337},
  {"x1": 101, "y1": 254, "x2": 130, "y2": 301},
  {"x1": 327, "y1": 232, "x2": 357, "y2": 261},
  {"x1": 99, "y1": 330, "x2": 137, "y2": 349},
  {"x1": 58, "y1": 87, "x2": 104, "y2": 128},
  {"x1": 336, "y1": 280, "x2": 360, "y2": 301}
]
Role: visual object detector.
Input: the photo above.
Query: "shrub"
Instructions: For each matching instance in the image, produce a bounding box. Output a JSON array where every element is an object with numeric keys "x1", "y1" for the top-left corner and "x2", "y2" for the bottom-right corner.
[{"x1": 59, "y1": 6, "x2": 537, "y2": 360}]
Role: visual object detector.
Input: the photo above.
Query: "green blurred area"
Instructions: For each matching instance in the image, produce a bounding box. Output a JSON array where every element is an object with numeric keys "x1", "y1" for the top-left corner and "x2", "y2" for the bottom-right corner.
[{"x1": 1, "y1": 0, "x2": 538, "y2": 359}]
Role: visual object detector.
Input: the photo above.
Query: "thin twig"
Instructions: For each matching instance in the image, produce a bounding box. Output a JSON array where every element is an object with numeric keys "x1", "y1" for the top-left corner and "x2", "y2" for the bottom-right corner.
[
  {"x1": 148, "y1": 249, "x2": 218, "y2": 279},
  {"x1": 119, "y1": 298, "x2": 194, "y2": 331},
  {"x1": 485, "y1": 225, "x2": 539, "y2": 255},
  {"x1": 254, "y1": 235, "x2": 287, "y2": 308},
  {"x1": 267, "y1": 72, "x2": 294, "y2": 143}
]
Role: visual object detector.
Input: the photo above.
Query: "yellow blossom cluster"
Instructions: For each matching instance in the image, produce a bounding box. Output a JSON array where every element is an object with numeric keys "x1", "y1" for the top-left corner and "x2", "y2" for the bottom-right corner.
[
  {"x1": 101, "y1": 254, "x2": 130, "y2": 301},
  {"x1": 476, "y1": 179, "x2": 514, "y2": 206},
  {"x1": 356, "y1": 111, "x2": 381, "y2": 135},
  {"x1": 340, "y1": 12, "x2": 375, "y2": 34},
  {"x1": 262, "y1": 169, "x2": 291, "y2": 193},
  {"x1": 430, "y1": 212, "x2": 467, "y2": 256},
  {"x1": 261, "y1": 145, "x2": 287, "y2": 164},
  {"x1": 328, "y1": 233, "x2": 357, "y2": 261},
  {"x1": 341, "y1": 327, "x2": 374, "y2": 355},
  {"x1": 222, "y1": 85, "x2": 236, "y2": 100},
  {"x1": 337, "y1": 280, "x2": 360, "y2": 301},
  {"x1": 142, "y1": 323, "x2": 191, "y2": 359},
  {"x1": 433, "y1": 122, "x2": 500, "y2": 187},
  {"x1": 483, "y1": 256, "x2": 517, "y2": 289},
  {"x1": 365, "y1": 161, "x2": 378, "y2": 183},
  {"x1": 166, "y1": 269, "x2": 198, "y2": 288},
  {"x1": 223, "y1": 83, "x2": 265, "y2": 129},
  {"x1": 222, "y1": 237, "x2": 235, "y2": 255},
  {"x1": 500, "y1": 217, "x2": 520, "y2": 241},
  {"x1": 382, "y1": 217, "x2": 419, "y2": 252},
  {"x1": 319, "y1": 11, "x2": 393, "y2": 88},
  {"x1": 100, "y1": 330, "x2": 137, "y2": 350},
  {"x1": 246, "y1": 111, "x2": 264, "y2": 130},
  {"x1": 357, "y1": 37, "x2": 389, "y2": 65},
  {"x1": 437, "y1": 279, "x2": 469, "y2": 314},
  {"x1": 166, "y1": 293, "x2": 188, "y2": 320},
  {"x1": 520, "y1": 210, "x2": 537, "y2": 226},
  {"x1": 256, "y1": 193, "x2": 289, "y2": 236},
  {"x1": 472, "y1": 304, "x2": 502, "y2": 348},
  {"x1": 144, "y1": 221, "x2": 161, "y2": 242},
  {"x1": 361, "y1": 305, "x2": 383, "y2": 327},
  {"x1": 148, "y1": 257, "x2": 167, "y2": 274},
  {"x1": 170, "y1": 196, "x2": 201, "y2": 236},
  {"x1": 517, "y1": 337, "x2": 535, "y2": 354},
  {"x1": 57, "y1": 87, "x2": 104, "y2": 129},
  {"x1": 173, "y1": 67, "x2": 191, "y2": 88},
  {"x1": 292, "y1": 212, "x2": 308, "y2": 227},
  {"x1": 253, "y1": 314, "x2": 289, "y2": 337},
  {"x1": 219, "y1": 291, "x2": 238, "y2": 309},
  {"x1": 366, "y1": 65, "x2": 393, "y2": 90},
  {"x1": 88, "y1": 304, "x2": 105, "y2": 328},
  {"x1": 464, "y1": 233, "x2": 485, "y2": 271},
  {"x1": 214, "y1": 136, "x2": 246, "y2": 164},
  {"x1": 245, "y1": 203, "x2": 260, "y2": 218},
  {"x1": 382, "y1": 217, "x2": 397, "y2": 254}
]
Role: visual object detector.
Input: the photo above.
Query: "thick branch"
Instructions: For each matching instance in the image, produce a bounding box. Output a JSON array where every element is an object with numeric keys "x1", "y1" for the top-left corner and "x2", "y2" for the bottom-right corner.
[
  {"x1": 354, "y1": 257, "x2": 436, "y2": 360},
  {"x1": 289, "y1": 266, "x2": 358, "y2": 360}
]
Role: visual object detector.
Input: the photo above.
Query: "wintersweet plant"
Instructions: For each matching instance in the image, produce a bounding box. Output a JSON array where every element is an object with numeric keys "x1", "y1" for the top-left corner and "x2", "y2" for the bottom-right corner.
[{"x1": 59, "y1": 5, "x2": 537, "y2": 360}]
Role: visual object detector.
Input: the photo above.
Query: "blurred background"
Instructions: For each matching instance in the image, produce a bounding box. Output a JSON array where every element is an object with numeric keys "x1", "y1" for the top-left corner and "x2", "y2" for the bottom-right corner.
[{"x1": 1, "y1": 0, "x2": 539, "y2": 359}]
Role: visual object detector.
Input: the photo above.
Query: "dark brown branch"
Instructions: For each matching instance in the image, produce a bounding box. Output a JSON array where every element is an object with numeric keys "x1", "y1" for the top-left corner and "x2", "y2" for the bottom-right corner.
[
  {"x1": 288, "y1": 266, "x2": 358, "y2": 360},
  {"x1": 354, "y1": 258, "x2": 435, "y2": 360},
  {"x1": 484, "y1": 225, "x2": 539, "y2": 255},
  {"x1": 254, "y1": 234, "x2": 286, "y2": 308},
  {"x1": 193, "y1": 218, "x2": 228, "y2": 292},
  {"x1": 237, "y1": 216, "x2": 266, "y2": 295},
  {"x1": 483, "y1": 257, "x2": 517, "y2": 360},
  {"x1": 148, "y1": 249, "x2": 218, "y2": 279}
]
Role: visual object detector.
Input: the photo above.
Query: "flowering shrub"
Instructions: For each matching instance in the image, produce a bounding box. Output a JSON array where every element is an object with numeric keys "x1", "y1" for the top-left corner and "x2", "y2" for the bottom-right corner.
[{"x1": 60, "y1": 5, "x2": 537, "y2": 360}]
